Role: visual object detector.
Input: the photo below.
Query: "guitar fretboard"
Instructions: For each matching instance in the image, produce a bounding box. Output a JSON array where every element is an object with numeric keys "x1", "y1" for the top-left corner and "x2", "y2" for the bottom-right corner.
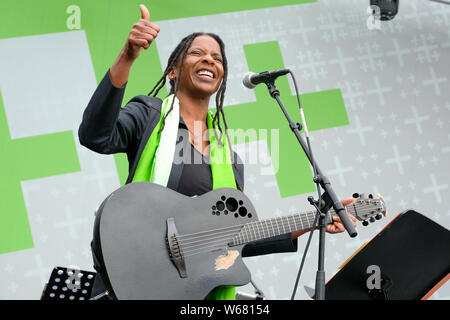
[
  {"x1": 229, "y1": 202, "x2": 367, "y2": 246},
  {"x1": 230, "y1": 211, "x2": 331, "y2": 246}
]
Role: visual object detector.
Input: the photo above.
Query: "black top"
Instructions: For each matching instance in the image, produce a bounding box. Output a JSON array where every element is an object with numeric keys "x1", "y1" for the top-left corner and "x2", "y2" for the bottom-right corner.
[{"x1": 176, "y1": 139, "x2": 213, "y2": 197}]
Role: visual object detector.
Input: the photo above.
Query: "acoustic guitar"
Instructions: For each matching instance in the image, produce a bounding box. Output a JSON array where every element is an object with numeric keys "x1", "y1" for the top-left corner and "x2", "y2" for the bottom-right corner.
[{"x1": 93, "y1": 182, "x2": 386, "y2": 299}]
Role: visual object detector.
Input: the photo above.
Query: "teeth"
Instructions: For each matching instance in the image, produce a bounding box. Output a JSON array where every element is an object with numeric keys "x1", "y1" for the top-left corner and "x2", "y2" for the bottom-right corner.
[{"x1": 197, "y1": 70, "x2": 214, "y2": 78}]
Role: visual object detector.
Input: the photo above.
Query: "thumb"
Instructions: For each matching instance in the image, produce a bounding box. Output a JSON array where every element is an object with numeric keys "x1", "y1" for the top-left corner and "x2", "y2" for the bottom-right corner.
[{"x1": 140, "y1": 4, "x2": 150, "y2": 21}]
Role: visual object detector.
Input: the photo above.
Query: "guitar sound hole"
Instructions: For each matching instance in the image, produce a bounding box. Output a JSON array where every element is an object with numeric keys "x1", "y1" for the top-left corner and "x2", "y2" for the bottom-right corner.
[
  {"x1": 216, "y1": 201, "x2": 225, "y2": 211},
  {"x1": 238, "y1": 207, "x2": 247, "y2": 217},
  {"x1": 225, "y1": 198, "x2": 239, "y2": 212},
  {"x1": 214, "y1": 196, "x2": 251, "y2": 219}
]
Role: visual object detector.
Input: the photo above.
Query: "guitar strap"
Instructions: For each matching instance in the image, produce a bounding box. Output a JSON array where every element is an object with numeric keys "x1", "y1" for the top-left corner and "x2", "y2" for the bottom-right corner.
[{"x1": 132, "y1": 94, "x2": 237, "y2": 300}]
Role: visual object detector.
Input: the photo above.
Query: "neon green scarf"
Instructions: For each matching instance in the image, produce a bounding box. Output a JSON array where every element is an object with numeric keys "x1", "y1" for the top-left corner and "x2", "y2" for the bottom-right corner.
[{"x1": 132, "y1": 95, "x2": 237, "y2": 300}]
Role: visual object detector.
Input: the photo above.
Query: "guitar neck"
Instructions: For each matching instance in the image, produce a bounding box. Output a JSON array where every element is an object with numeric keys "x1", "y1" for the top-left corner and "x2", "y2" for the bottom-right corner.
[{"x1": 230, "y1": 204, "x2": 356, "y2": 246}]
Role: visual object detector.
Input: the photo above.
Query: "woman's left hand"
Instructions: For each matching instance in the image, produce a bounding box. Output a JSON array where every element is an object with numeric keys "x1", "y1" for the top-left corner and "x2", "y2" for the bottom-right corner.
[{"x1": 326, "y1": 198, "x2": 357, "y2": 234}]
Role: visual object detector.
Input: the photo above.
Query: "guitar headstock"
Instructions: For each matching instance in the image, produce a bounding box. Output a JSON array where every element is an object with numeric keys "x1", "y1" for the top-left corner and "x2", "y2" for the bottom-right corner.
[{"x1": 350, "y1": 193, "x2": 387, "y2": 226}]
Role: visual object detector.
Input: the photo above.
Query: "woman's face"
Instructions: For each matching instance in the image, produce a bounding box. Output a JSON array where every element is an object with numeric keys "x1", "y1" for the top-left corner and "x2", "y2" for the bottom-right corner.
[{"x1": 170, "y1": 35, "x2": 225, "y2": 99}]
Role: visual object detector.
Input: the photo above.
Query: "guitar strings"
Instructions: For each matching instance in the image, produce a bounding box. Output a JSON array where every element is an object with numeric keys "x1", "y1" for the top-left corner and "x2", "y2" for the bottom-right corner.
[
  {"x1": 176, "y1": 213, "x2": 371, "y2": 257},
  {"x1": 176, "y1": 203, "x2": 378, "y2": 248},
  {"x1": 177, "y1": 243, "x2": 232, "y2": 258},
  {"x1": 173, "y1": 204, "x2": 382, "y2": 257},
  {"x1": 177, "y1": 205, "x2": 381, "y2": 257},
  {"x1": 176, "y1": 201, "x2": 377, "y2": 242},
  {"x1": 177, "y1": 211, "x2": 382, "y2": 259},
  {"x1": 176, "y1": 202, "x2": 378, "y2": 243},
  {"x1": 176, "y1": 209, "x2": 382, "y2": 258}
]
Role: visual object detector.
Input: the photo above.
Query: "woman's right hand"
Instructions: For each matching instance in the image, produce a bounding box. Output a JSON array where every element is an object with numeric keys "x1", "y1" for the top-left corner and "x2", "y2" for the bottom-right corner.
[{"x1": 124, "y1": 4, "x2": 160, "y2": 60}]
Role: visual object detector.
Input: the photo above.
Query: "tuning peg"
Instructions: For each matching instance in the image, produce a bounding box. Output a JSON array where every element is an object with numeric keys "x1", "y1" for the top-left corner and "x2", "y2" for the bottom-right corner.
[
  {"x1": 352, "y1": 193, "x2": 360, "y2": 198},
  {"x1": 375, "y1": 214, "x2": 383, "y2": 220},
  {"x1": 362, "y1": 220, "x2": 369, "y2": 226},
  {"x1": 369, "y1": 217, "x2": 375, "y2": 223}
]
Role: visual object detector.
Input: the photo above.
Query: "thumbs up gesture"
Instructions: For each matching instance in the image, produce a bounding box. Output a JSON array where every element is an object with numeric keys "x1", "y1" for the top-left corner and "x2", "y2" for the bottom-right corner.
[{"x1": 124, "y1": 4, "x2": 160, "y2": 60}]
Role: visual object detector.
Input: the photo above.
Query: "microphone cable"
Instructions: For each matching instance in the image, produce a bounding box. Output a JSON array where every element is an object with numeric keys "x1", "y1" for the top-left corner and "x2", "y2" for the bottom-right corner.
[{"x1": 287, "y1": 70, "x2": 323, "y2": 300}]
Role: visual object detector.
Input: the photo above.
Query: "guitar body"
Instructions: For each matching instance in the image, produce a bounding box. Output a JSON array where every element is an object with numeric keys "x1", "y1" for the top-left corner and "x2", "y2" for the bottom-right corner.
[
  {"x1": 94, "y1": 182, "x2": 258, "y2": 300},
  {"x1": 93, "y1": 182, "x2": 387, "y2": 299}
]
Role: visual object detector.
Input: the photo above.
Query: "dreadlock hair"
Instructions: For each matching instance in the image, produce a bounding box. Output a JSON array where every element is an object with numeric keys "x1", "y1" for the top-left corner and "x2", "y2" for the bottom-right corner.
[{"x1": 147, "y1": 32, "x2": 239, "y2": 176}]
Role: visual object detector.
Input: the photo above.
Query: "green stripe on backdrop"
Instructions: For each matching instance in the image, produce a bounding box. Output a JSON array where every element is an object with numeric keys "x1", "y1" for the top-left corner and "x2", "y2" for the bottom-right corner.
[
  {"x1": 144, "y1": 0, "x2": 316, "y2": 20},
  {"x1": 226, "y1": 41, "x2": 349, "y2": 198},
  {"x1": 0, "y1": 90, "x2": 80, "y2": 254}
]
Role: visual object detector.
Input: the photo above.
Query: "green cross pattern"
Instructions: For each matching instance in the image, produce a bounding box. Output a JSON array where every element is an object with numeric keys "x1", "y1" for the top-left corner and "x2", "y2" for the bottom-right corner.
[
  {"x1": 225, "y1": 42, "x2": 349, "y2": 198},
  {"x1": 0, "y1": 91, "x2": 80, "y2": 254},
  {"x1": 145, "y1": 0, "x2": 316, "y2": 21}
]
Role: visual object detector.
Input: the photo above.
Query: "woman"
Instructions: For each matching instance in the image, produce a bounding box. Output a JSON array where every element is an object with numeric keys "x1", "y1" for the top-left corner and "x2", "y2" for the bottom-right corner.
[{"x1": 79, "y1": 5, "x2": 356, "y2": 300}]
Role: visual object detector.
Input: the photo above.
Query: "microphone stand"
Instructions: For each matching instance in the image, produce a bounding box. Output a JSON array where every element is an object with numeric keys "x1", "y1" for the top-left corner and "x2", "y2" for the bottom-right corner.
[{"x1": 264, "y1": 80, "x2": 357, "y2": 300}]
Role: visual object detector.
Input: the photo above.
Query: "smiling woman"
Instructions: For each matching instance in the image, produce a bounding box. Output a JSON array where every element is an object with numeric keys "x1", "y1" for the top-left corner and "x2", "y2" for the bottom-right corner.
[{"x1": 78, "y1": 4, "x2": 355, "y2": 301}]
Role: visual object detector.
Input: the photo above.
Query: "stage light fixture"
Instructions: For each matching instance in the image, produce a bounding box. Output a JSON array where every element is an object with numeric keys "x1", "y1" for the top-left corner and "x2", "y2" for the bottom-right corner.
[{"x1": 370, "y1": 0, "x2": 400, "y2": 21}]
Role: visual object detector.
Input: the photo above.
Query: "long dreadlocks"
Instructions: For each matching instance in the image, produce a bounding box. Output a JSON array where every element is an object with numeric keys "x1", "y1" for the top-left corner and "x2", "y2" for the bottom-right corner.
[{"x1": 147, "y1": 32, "x2": 238, "y2": 172}]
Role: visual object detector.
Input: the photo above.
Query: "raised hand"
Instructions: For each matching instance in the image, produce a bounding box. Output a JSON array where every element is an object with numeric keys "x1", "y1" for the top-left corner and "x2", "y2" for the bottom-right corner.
[{"x1": 124, "y1": 4, "x2": 160, "y2": 60}]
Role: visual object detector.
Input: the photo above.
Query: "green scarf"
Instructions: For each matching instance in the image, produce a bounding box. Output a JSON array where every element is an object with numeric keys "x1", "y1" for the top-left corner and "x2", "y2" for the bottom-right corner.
[{"x1": 132, "y1": 95, "x2": 237, "y2": 300}]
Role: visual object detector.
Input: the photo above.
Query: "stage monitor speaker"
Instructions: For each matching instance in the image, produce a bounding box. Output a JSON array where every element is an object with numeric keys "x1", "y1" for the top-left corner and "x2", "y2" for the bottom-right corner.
[{"x1": 325, "y1": 210, "x2": 450, "y2": 300}]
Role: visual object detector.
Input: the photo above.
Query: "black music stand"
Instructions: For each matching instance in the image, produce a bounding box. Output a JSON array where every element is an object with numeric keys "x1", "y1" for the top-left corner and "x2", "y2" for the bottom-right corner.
[
  {"x1": 325, "y1": 210, "x2": 450, "y2": 300},
  {"x1": 41, "y1": 266, "x2": 97, "y2": 300}
]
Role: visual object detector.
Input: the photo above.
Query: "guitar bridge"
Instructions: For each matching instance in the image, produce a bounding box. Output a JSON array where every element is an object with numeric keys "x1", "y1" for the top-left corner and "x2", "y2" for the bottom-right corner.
[{"x1": 166, "y1": 217, "x2": 187, "y2": 278}]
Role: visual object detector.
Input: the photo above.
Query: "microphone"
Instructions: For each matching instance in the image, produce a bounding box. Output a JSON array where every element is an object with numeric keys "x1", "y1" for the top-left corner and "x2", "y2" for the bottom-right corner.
[{"x1": 242, "y1": 69, "x2": 290, "y2": 89}]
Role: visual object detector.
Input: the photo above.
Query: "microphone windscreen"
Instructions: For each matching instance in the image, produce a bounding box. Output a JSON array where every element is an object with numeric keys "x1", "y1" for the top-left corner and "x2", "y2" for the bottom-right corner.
[{"x1": 242, "y1": 72, "x2": 257, "y2": 89}]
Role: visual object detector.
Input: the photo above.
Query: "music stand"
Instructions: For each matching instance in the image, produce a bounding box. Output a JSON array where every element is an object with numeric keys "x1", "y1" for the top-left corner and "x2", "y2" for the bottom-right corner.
[
  {"x1": 41, "y1": 266, "x2": 97, "y2": 300},
  {"x1": 325, "y1": 210, "x2": 450, "y2": 300}
]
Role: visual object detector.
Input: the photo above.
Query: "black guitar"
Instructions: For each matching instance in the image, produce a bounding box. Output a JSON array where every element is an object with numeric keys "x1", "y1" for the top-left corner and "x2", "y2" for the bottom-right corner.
[{"x1": 93, "y1": 182, "x2": 386, "y2": 299}]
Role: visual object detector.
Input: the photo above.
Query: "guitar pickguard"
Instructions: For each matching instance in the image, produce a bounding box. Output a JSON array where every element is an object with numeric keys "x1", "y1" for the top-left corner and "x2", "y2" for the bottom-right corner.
[{"x1": 215, "y1": 250, "x2": 240, "y2": 271}]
